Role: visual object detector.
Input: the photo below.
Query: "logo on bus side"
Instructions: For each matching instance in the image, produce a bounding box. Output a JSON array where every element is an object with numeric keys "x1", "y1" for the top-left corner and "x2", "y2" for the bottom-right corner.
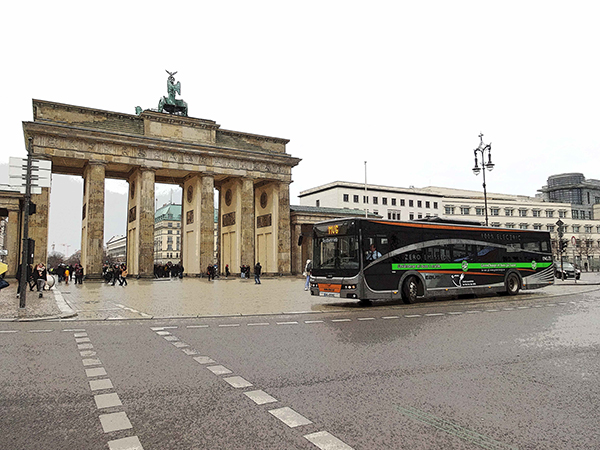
[
  {"x1": 328, "y1": 225, "x2": 339, "y2": 235},
  {"x1": 461, "y1": 261, "x2": 469, "y2": 272}
]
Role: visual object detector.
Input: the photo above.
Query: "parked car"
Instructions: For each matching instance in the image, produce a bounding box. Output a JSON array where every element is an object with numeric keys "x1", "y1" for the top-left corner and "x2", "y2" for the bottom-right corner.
[{"x1": 554, "y1": 262, "x2": 581, "y2": 280}]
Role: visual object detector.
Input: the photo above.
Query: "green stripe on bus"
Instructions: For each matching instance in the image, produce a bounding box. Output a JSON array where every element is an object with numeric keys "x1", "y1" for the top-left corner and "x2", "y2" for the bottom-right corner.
[{"x1": 390, "y1": 262, "x2": 552, "y2": 271}]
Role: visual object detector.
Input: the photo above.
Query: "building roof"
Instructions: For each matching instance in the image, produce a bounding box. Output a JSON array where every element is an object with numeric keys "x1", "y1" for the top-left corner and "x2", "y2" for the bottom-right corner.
[
  {"x1": 298, "y1": 181, "x2": 443, "y2": 198},
  {"x1": 291, "y1": 205, "x2": 380, "y2": 218},
  {"x1": 155, "y1": 203, "x2": 182, "y2": 222}
]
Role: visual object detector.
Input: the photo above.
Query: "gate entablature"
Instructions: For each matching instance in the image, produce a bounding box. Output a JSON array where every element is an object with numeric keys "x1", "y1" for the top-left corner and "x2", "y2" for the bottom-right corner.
[{"x1": 22, "y1": 99, "x2": 300, "y2": 277}]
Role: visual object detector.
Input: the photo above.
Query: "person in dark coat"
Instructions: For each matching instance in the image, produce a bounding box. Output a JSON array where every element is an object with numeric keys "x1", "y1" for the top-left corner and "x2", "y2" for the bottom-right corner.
[
  {"x1": 33, "y1": 263, "x2": 48, "y2": 298},
  {"x1": 254, "y1": 262, "x2": 262, "y2": 284}
]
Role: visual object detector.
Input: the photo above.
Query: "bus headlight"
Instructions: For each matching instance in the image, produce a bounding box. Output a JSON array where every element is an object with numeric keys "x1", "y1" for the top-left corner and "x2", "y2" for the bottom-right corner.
[{"x1": 343, "y1": 284, "x2": 356, "y2": 290}]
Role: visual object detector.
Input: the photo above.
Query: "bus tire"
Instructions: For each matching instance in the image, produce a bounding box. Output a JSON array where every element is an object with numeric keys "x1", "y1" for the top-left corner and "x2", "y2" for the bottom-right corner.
[
  {"x1": 402, "y1": 276, "x2": 419, "y2": 304},
  {"x1": 505, "y1": 272, "x2": 521, "y2": 295}
]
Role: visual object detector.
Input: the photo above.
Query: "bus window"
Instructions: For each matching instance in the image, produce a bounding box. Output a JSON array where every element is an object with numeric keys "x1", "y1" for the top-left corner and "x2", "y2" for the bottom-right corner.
[{"x1": 523, "y1": 241, "x2": 541, "y2": 252}]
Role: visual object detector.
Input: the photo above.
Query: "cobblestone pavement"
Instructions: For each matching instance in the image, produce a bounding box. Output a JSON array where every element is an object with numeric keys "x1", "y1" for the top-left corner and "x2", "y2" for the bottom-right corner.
[{"x1": 2, "y1": 272, "x2": 600, "y2": 321}]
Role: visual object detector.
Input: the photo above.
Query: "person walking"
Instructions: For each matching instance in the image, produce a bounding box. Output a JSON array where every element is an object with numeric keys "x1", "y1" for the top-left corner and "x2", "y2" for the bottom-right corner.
[
  {"x1": 303, "y1": 259, "x2": 312, "y2": 291},
  {"x1": 225, "y1": 264, "x2": 230, "y2": 278},
  {"x1": 64, "y1": 266, "x2": 70, "y2": 286},
  {"x1": 119, "y1": 264, "x2": 128, "y2": 286},
  {"x1": 111, "y1": 264, "x2": 121, "y2": 286},
  {"x1": 74, "y1": 264, "x2": 84, "y2": 284},
  {"x1": 33, "y1": 263, "x2": 47, "y2": 298},
  {"x1": 254, "y1": 262, "x2": 262, "y2": 284}
]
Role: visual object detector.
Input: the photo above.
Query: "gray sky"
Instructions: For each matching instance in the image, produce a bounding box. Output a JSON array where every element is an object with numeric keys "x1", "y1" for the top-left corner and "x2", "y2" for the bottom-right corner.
[{"x1": 2, "y1": 1, "x2": 599, "y2": 255}]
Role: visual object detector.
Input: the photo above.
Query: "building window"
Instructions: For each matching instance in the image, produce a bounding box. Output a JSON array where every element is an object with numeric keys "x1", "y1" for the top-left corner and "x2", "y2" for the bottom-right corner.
[
  {"x1": 353, "y1": 195, "x2": 359, "y2": 203},
  {"x1": 573, "y1": 225, "x2": 580, "y2": 233},
  {"x1": 168, "y1": 222, "x2": 173, "y2": 227},
  {"x1": 391, "y1": 198, "x2": 396, "y2": 206},
  {"x1": 547, "y1": 225, "x2": 555, "y2": 232},
  {"x1": 418, "y1": 213, "x2": 423, "y2": 219},
  {"x1": 585, "y1": 225, "x2": 592, "y2": 233},
  {"x1": 445, "y1": 206, "x2": 455, "y2": 215},
  {"x1": 433, "y1": 202, "x2": 438, "y2": 209},
  {"x1": 491, "y1": 222, "x2": 501, "y2": 228},
  {"x1": 476, "y1": 207, "x2": 485, "y2": 216},
  {"x1": 363, "y1": 196, "x2": 368, "y2": 203},
  {"x1": 382, "y1": 197, "x2": 388, "y2": 205},
  {"x1": 168, "y1": 230, "x2": 172, "y2": 234},
  {"x1": 461, "y1": 207, "x2": 470, "y2": 215},
  {"x1": 426, "y1": 201, "x2": 430, "y2": 208},
  {"x1": 532, "y1": 210, "x2": 541, "y2": 217},
  {"x1": 505, "y1": 208, "x2": 513, "y2": 216},
  {"x1": 546, "y1": 210, "x2": 554, "y2": 218},
  {"x1": 373, "y1": 197, "x2": 378, "y2": 205},
  {"x1": 343, "y1": 194, "x2": 349, "y2": 202},
  {"x1": 400, "y1": 199, "x2": 405, "y2": 206},
  {"x1": 506, "y1": 223, "x2": 515, "y2": 229},
  {"x1": 316, "y1": 200, "x2": 320, "y2": 207},
  {"x1": 417, "y1": 200, "x2": 422, "y2": 208},
  {"x1": 519, "y1": 209, "x2": 528, "y2": 217},
  {"x1": 490, "y1": 207, "x2": 499, "y2": 216},
  {"x1": 409, "y1": 200, "x2": 414, "y2": 207},
  {"x1": 572, "y1": 210, "x2": 580, "y2": 219},
  {"x1": 409, "y1": 213, "x2": 414, "y2": 220},
  {"x1": 388, "y1": 212, "x2": 391, "y2": 219},
  {"x1": 520, "y1": 223, "x2": 529, "y2": 229},
  {"x1": 558, "y1": 211, "x2": 567, "y2": 218},
  {"x1": 533, "y1": 224, "x2": 542, "y2": 230}
]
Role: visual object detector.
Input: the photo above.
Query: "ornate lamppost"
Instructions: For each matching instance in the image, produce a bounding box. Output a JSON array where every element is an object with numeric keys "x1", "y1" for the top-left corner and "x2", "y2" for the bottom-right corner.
[{"x1": 472, "y1": 133, "x2": 494, "y2": 226}]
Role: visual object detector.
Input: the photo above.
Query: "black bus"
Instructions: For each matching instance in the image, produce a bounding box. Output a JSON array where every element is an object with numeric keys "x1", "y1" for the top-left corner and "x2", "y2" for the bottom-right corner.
[{"x1": 310, "y1": 217, "x2": 554, "y2": 303}]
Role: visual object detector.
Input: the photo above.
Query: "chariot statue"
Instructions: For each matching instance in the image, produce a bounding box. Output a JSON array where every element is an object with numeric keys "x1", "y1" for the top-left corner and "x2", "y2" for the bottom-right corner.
[{"x1": 158, "y1": 70, "x2": 188, "y2": 116}]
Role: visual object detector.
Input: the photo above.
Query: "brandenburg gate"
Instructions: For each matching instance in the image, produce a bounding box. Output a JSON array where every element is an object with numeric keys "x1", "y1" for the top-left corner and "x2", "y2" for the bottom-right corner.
[{"x1": 21, "y1": 93, "x2": 300, "y2": 278}]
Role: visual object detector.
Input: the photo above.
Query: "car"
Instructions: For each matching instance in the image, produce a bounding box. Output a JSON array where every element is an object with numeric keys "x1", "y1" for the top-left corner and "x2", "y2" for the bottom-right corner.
[{"x1": 554, "y1": 262, "x2": 581, "y2": 280}]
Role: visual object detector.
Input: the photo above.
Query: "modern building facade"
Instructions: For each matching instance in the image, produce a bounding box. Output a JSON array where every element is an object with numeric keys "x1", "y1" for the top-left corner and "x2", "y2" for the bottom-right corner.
[
  {"x1": 106, "y1": 235, "x2": 126, "y2": 263},
  {"x1": 539, "y1": 173, "x2": 600, "y2": 220}
]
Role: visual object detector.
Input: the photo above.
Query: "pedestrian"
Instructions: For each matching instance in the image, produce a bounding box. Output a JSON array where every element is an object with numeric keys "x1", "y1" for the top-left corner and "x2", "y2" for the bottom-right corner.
[
  {"x1": 254, "y1": 262, "x2": 262, "y2": 284},
  {"x1": 64, "y1": 266, "x2": 70, "y2": 286},
  {"x1": 303, "y1": 259, "x2": 312, "y2": 291},
  {"x1": 225, "y1": 264, "x2": 230, "y2": 278},
  {"x1": 119, "y1": 264, "x2": 128, "y2": 286},
  {"x1": 34, "y1": 263, "x2": 47, "y2": 298},
  {"x1": 207, "y1": 264, "x2": 213, "y2": 281},
  {"x1": 75, "y1": 264, "x2": 84, "y2": 284},
  {"x1": 111, "y1": 264, "x2": 121, "y2": 286}
]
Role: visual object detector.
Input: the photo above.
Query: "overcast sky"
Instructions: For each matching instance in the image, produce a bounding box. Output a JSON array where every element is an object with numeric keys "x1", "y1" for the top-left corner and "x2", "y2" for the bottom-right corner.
[{"x1": 2, "y1": 1, "x2": 599, "y2": 255}]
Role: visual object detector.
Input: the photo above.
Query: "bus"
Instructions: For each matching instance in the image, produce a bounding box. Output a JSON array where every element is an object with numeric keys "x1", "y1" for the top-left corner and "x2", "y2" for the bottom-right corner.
[{"x1": 310, "y1": 217, "x2": 554, "y2": 304}]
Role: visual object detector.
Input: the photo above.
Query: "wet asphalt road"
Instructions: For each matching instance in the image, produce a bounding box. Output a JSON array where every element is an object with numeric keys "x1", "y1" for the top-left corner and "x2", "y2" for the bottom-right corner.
[{"x1": 1, "y1": 283, "x2": 599, "y2": 449}]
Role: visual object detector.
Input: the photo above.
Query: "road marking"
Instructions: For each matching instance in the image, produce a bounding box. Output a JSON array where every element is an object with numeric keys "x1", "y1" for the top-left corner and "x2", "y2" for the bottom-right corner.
[
  {"x1": 405, "y1": 314, "x2": 422, "y2": 318},
  {"x1": 94, "y1": 392, "x2": 122, "y2": 409},
  {"x1": 447, "y1": 312, "x2": 462, "y2": 315},
  {"x1": 305, "y1": 320, "x2": 324, "y2": 324},
  {"x1": 425, "y1": 313, "x2": 444, "y2": 317},
  {"x1": 172, "y1": 341, "x2": 189, "y2": 348},
  {"x1": 357, "y1": 317, "x2": 375, "y2": 321},
  {"x1": 466, "y1": 311, "x2": 481, "y2": 314},
  {"x1": 86, "y1": 367, "x2": 108, "y2": 378},
  {"x1": 0, "y1": 330, "x2": 17, "y2": 333},
  {"x1": 156, "y1": 331, "x2": 171, "y2": 336},
  {"x1": 108, "y1": 436, "x2": 144, "y2": 450},
  {"x1": 207, "y1": 365, "x2": 233, "y2": 375},
  {"x1": 163, "y1": 326, "x2": 178, "y2": 329},
  {"x1": 219, "y1": 324, "x2": 240, "y2": 327},
  {"x1": 248, "y1": 322, "x2": 270, "y2": 326},
  {"x1": 163, "y1": 335, "x2": 178, "y2": 341},
  {"x1": 29, "y1": 329, "x2": 52, "y2": 333},
  {"x1": 516, "y1": 306, "x2": 529, "y2": 309},
  {"x1": 397, "y1": 405, "x2": 517, "y2": 449},
  {"x1": 99, "y1": 411, "x2": 133, "y2": 433},
  {"x1": 182, "y1": 348, "x2": 199, "y2": 355},
  {"x1": 193, "y1": 356, "x2": 216, "y2": 364},
  {"x1": 244, "y1": 390, "x2": 278, "y2": 405},
  {"x1": 502, "y1": 308, "x2": 515, "y2": 311},
  {"x1": 382, "y1": 316, "x2": 399, "y2": 319},
  {"x1": 187, "y1": 325, "x2": 209, "y2": 328},
  {"x1": 277, "y1": 321, "x2": 299, "y2": 325},
  {"x1": 304, "y1": 431, "x2": 354, "y2": 450},
  {"x1": 78, "y1": 343, "x2": 94, "y2": 350},
  {"x1": 63, "y1": 328, "x2": 86, "y2": 332},
  {"x1": 332, "y1": 319, "x2": 352, "y2": 322},
  {"x1": 545, "y1": 303, "x2": 557, "y2": 307},
  {"x1": 80, "y1": 350, "x2": 96, "y2": 357},
  {"x1": 83, "y1": 358, "x2": 102, "y2": 366},
  {"x1": 223, "y1": 376, "x2": 253, "y2": 388},
  {"x1": 89, "y1": 379, "x2": 114, "y2": 391},
  {"x1": 76, "y1": 337, "x2": 91, "y2": 343},
  {"x1": 74, "y1": 332, "x2": 88, "y2": 337},
  {"x1": 485, "y1": 309, "x2": 499, "y2": 312},
  {"x1": 268, "y1": 407, "x2": 312, "y2": 428}
]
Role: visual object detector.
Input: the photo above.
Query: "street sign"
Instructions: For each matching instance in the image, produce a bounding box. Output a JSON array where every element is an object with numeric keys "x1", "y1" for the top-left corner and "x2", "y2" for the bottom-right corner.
[{"x1": 8, "y1": 157, "x2": 52, "y2": 190}]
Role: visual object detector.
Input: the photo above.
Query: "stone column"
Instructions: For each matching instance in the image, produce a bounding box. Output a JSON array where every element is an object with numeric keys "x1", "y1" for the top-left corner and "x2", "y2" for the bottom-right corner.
[
  {"x1": 277, "y1": 181, "x2": 291, "y2": 274},
  {"x1": 200, "y1": 174, "x2": 215, "y2": 272},
  {"x1": 138, "y1": 168, "x2": 156, "y2": 278},
  {"x1": 81, "y1": 162, "x2": 105, "y2": 279},
  {"x1": 6, "y1": 209, "x2": 20, "y2": 278},
  {"x1": 240, "y1": 178, "x2": 255, "y2": 268},
  {"x1": 293, "y1": 222, "x2": 302, "y2": 275}
]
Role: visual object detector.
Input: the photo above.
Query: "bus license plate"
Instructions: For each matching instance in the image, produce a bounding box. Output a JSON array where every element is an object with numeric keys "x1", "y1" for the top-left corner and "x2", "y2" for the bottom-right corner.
[{"x1": 320, "y1": 292, "x2": 340, "y2": 298}]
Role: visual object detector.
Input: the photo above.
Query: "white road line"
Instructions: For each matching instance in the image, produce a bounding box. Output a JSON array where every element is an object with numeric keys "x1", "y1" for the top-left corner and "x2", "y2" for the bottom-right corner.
[
  {"x1": 545, "y1": 303, "x2": 557, "y2": 307},
  {"x1": 95, "y1": 392, "x2": 122, "y2": 409},
  {"x1": 466, "y1": 311, "x2": 481, "y2": 314},
  {"x1": 78, "y1": 343, "x2": 94, "y2": 350},
  {"x1": 163, "y1": 326, "x2": 178, "y2": 329},
  {"x1": 52, "y1": 289, "x2": 73, "y2": 316},
  {"x1": 425, "y1": 313, "x2": 444, "y2": 317},
  {"x1": 502, "y1": 308, "x2": 515, "y2": 311},
  {"x1": 382, "y1": 316, "x2": 399, "y2": 319},
  {"x1": 223, "y1": 376, "x2": 253, "y2": 388},
  {"x1": 304, "y1": 431, "x2": 354, "y2": 450},
  {"x1": 76, "y1": 337, "x2": 91, "y2": 343},
  {"x1": 219, "y1": 324, "x2": 240, "y2": 327},
  {"x1": 305, "y1": 320, "x2": 324, "y2": 324},
  {"x1": 404, "y1": 314, "x2": 422, "y2": 318},
  {"x1": 163, "y1": 336, "x2": 178, "y2": 341},
  {"x1": 277, "y1": 321, "x2": 299, "y2": 325},
  {"x1": 29, "y1": 329, "x2": 52, "y2": 333},
  {"x1": 244, "y1": 390, "x2": 278, "y2": 405},
  {"x1": 86, "y1": 367, "x2": 108, "y2": 378},
  {"x1": 74, "y1": 332, "x2": 88, "y2": 337},
  {"x1": 150, "y1": 327, "x2": 164, "y2": 331},
  {"x1": 108, "y1": 436, "x2": 144, "y2": 450},
  {"x1": 172, "y1": 342, "x2": 189, "y2": 348},
  {"x1": 156, "y1": 331, "x2": 171, "y2": 336},
  {"x1": 485, "y1": 309, "x2": 499, "y2": 312},
  {"x1": 517, "y1": 306, "x2": 529, "y2": 309},
  {"x1": 82, "y1": 358, "x2": 102, "y2": 366},
  {"x1": 193, "y1": 356, "x2": 216, "y2": 364},
  {"x1": 248, "y1": 323, "x2": 270, "y2": 326},
  {"x1": 63, "y1": 329, "x2": 86, "y2": 332},
  {"x1": 89, "y1": 379, "x2": 114, "y2": 391},
  {"x1": 331, "y1": 319, "x2": 351, "y2": 322},
  {"x1": 447, "y1": 312, "x2": 462, "y2": 315},
  {"x1": 0, "y1": 330, "x2": 17, "y2": 333},
  {"x1": 99, "y1": 411, "x2": 133, "y2": 433},
  {"x1": 182, "y1": 349, "x2": 199, "y2": 355},
  {"x1": 268, "y1": 407, "x2": 312, "y2": 428},
  {"x1": 187, "y1": 325, "x2": 209, "y2": 328},
  {"x1": 80, "y1": 350, "x2": 96, "y2": 357},
  {"x1": 357, "y1": 317, "x2": 375, "y2": 321},
  {"x1": 207, "y1": 365, "x2": 233, "y2": 375}
]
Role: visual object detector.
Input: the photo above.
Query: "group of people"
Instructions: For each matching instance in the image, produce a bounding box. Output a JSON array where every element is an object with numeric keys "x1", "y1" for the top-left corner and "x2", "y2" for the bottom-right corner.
[
  {"x1": 154, "y1": 262, "x2": 184, "y2": 279},
  {"x1": 102, "y1": 263, "x2": 128, "y2": 286},
  {"x1": 16, "y1": 263, "x2": 48, "y2": 298},
  {"x1": 49, "y1": 264, "x2": 84, "y2": 285}
]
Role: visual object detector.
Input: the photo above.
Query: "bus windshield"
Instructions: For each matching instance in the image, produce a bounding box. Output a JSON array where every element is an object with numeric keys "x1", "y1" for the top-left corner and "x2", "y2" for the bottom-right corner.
[{"x1": 313, "y1": 234, "x2": 360, "y2": 271}]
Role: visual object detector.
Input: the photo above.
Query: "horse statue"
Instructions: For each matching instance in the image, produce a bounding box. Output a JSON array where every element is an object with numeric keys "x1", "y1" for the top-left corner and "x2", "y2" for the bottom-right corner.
[{"x1": 158, "y1": 70, "x2": 188, "y2": 116}]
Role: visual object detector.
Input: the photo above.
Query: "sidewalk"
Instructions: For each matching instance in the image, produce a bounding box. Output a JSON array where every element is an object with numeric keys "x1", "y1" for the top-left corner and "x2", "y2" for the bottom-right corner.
[{"x1": 0, "y1": 279, "x2": 77, "y2": 322}]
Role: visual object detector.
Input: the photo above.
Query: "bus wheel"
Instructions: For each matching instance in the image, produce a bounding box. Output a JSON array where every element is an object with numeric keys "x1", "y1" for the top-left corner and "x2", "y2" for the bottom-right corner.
[
  {"x1": 505, "y1": 272, "x2": 521, "y2": 295},
  {"x1": 402, "y1": 276, "x2": 419, "y2": 304}
]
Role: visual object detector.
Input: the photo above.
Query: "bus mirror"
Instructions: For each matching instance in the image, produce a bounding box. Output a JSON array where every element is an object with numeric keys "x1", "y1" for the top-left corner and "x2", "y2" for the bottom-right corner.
[{"x1": 297, "y1": 235, "x2": 303, "y2": 246}]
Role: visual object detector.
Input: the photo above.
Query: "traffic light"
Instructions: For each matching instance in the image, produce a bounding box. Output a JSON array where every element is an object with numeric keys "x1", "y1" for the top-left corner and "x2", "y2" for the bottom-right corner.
[{"x1": 560, "y1": 239, "x2": 568, "y2": 252}]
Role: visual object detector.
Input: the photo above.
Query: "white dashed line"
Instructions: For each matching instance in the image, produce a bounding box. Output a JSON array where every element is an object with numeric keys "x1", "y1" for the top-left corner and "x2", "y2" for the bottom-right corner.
[
  {"x1": 305, "y1": 320, "x2": 324, "y2": 324},
  {"x1": 82, "y1": 358, "x2": 102, "y2": 366},
  {"x1": 357, "y1": 317, "x2": 375, "y2": 321},
  {"x1": 405, "y1": 314, "x2": 422, "y2": 318},
  {"x1": 156, "y1": 331, "x2": 171, "y2": 336},
  {"x1": 193, "y1": 356, "x2": 216, "y2": 364},
  {"x1": 447, "y1": 312, "x2": 463, "y2": 315},
  {"x1": 85, "y1": 367, "x2": 108, "y2": 378},
  {"x1": 425, "y1": 313, "x2": 444, "y2": 317},
  {"x1": 163, "y1": 336, "x2": 178, "y2": 341},
  {"x1": 99, "y1": 411, "x2": 133, "y2": 433},
  {"x1": 305, "y1": 431, "x2": 355, "y2": 450},
  {"x1": 219, "y1": 324, "x2": 240, "y2": 327},
  {"x1": 248, "y1": 323, "x2": 270, "y2": 326},
  {"x1": 277, "y1": 321, "x2": 299, "y2": 325},
  {"x1": 268, "y1": 407, "x2": 312, "y2": 428},
  {"x1": 187, "y1": 325, "x2": 209, "y2": 328},
  {"x1": 29, "y1": 329, "x2": 52, "y2": 333},
  {"x1": 108, "y1": 436, "x2": 144, "y2": 450},
  {"x1": 0, "y1": 330, "x2": 17, "y2": 333},
  {"x1": 382, "y1": 316, "x2": 399, "y2": 319},
  {"x1": 331, "y1": 319, "x2": 351, "y2": 322},
  {"x1": 78, "y1": 343, "x2": 94, "y2": 350},
  {"x1": 80, "y1": 350, "x2": 96, "y2": 357},
  {"x1": 182, "y1": 349, "x2": 199, "y2": 355},
  {"x1": 172, "y1": 342, "x2": 189, "y2": 348},
  {"x1": 485, "y1": 309, "x2": 499, "y2": 312},
  {"x1": 74, "y1": 332, "x2": 88, "y2": 337},
  {"x1": 76, "y1": 337, "x2": 91, "y2": 343},
  {"x1": 89, "y1": 379, "x2": 114, "y2": 391},
  {"x1": 244, "y1": 390, "x2": 278, "y2": 405},
  {"x1": 63, "y1": 328, "x2": 86, "y2": 332},
  {"x1": 223, "y1": 376, "x2": 253, "y2": 388},
  {"x1": 95, "y1": 393, "x2": 122, "y2": 409},
  {"x1": 207, "y1": 365, "x2": 233, "y2": 375}
]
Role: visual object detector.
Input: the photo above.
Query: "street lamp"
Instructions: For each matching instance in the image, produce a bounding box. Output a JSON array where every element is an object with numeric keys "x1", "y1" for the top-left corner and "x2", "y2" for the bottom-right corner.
[{"x1": 472, "y1": 133, "x2": 494, "y2": 226}]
